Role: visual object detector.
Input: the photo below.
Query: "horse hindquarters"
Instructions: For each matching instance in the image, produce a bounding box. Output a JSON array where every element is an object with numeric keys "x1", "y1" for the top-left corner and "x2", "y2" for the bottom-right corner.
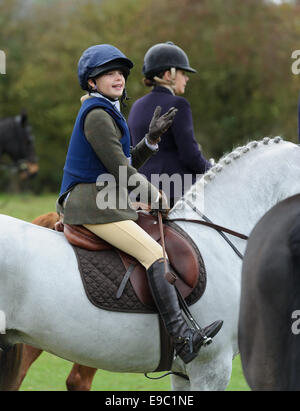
[{"x1": 0, "y1": 344, "x2": 23, "y2": 391}]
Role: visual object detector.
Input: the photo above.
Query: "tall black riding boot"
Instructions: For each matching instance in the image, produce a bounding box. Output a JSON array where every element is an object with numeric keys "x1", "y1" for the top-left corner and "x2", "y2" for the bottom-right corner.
[{"x1": 146, "y1": 258, "x2": 223, "y2": 364}]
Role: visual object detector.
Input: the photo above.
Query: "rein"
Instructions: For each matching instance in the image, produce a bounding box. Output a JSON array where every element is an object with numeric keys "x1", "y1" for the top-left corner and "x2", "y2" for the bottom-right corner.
[{"x1": 167, "y1": 199, "x2": 248, "y2": 260}]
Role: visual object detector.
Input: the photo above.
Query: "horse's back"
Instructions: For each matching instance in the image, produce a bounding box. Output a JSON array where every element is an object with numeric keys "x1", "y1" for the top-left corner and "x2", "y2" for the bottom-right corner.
[
  {"x1": 0, "y1": 213, "x2": 76, "y2": 282},
  {"x1": 239, "y1": 194, "x2": 300, "y2": 390},
  {"x1": 0, "y1": 213, "x2": 63, "y2": 242}
]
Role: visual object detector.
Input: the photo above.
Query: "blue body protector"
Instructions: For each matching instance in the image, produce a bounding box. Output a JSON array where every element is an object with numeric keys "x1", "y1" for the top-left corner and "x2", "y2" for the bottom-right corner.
[{"x1": 60, "y1": 97, "x2": 131, "y2": 195}]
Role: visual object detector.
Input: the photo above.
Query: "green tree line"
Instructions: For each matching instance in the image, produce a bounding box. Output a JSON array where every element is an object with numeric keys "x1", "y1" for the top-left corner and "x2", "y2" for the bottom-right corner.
[{"x1": 0, "y1": 0, "x2": 299, "y2": 192}]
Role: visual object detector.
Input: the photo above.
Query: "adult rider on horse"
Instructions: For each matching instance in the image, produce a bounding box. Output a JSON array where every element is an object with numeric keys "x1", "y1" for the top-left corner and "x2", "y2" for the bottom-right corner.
[
  {"x1": 57, "y1": 44, "x2": 222, "y2": 364},
  {"x1": 128, "y1": 41, "x2": 212, "y2": 207}
]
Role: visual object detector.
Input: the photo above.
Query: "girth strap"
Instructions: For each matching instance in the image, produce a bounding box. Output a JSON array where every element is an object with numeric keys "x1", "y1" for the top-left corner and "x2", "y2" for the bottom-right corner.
[{"x1": 116, "y1": 263, "x2": 136, "y2": 299}]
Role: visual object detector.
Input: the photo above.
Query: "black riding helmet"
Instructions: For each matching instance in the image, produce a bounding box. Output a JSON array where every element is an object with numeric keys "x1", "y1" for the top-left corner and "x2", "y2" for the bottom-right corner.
[{"x1": 142, "y1": 41, "x2": 196, "y2": 78}]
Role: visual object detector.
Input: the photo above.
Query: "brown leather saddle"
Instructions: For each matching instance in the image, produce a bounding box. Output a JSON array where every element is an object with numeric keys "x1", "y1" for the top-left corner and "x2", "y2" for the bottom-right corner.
[{"x1": 55, "y1": 211, "x2": 206, "y2": 310}]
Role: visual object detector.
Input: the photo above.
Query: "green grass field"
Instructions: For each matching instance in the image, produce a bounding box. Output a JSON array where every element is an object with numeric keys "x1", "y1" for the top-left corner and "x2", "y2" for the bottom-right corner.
[
  {"x1": 19, "y1": 352, "x2": 249, "y2": 391},
  {"x1": 0, "y1": 193, "x2": 250, "y2": 391}
]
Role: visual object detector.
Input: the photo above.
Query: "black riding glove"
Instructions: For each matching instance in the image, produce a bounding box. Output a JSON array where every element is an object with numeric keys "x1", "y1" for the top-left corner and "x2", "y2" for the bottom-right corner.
[{"x1": 146, "y1": 106, "x2": 178, "y2": 145}]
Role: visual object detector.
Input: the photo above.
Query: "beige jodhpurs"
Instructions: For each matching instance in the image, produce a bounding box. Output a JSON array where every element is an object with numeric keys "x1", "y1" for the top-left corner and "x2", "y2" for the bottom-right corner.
[{"x1": 83, "y1": 220, "x2": 164, "y2": 270}]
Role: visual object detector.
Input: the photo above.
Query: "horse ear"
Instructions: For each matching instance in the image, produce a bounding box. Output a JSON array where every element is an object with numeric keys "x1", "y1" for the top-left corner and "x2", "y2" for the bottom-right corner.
[{"x1": 20, "y1": 109, "x2": 27, "y2": 126}]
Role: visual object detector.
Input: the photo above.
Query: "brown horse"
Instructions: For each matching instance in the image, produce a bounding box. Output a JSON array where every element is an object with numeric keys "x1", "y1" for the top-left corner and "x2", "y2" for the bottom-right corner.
[{"x1": 15, "y1": 212, "x2": 97, "y2": 391}]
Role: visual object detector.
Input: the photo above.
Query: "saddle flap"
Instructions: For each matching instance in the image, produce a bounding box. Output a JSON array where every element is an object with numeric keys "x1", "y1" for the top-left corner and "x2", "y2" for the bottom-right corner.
[
  {"x1": 131, "y1": 212, "x2": 199, "y2": 289},
  {"x1": 164, "y1": 225, "x2": 199, "y2": 289},
  {"x1": 136, "y1": 211, "x2": 161, "y2": 241},
  {"x1": 119, "y1": 244, "x2": 195, "y2": 311}
]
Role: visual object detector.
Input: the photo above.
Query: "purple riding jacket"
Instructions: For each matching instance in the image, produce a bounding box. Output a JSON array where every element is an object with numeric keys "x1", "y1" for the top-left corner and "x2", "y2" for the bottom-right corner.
[{"x1": 128, "y1": 86, "x2": 211, "y2": 203}]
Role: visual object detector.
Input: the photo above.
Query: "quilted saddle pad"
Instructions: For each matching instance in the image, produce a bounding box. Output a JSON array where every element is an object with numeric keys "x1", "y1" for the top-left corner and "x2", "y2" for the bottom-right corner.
[{"x1": 72, "y1": 223, "x2": 206, "y2": 314}]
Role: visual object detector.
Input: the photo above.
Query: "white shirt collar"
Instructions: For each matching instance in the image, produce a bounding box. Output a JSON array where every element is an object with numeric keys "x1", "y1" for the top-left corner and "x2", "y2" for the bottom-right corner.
[
  {"x1": 90, "y1": 92, "x2": 121, "y2": 112},
  {"x1": 161, "y1": 85, "x2": 175, "y2": 95}
]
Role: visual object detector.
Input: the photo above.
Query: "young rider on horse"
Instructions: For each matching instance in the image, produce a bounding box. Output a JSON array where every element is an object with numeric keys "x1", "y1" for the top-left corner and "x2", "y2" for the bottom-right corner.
[
  {"x1": 128, "y1": 42, "x2": 212, "y2": 207},
  {"x1": 57, "y1": 44, "x2": 222, "y2": 364}
]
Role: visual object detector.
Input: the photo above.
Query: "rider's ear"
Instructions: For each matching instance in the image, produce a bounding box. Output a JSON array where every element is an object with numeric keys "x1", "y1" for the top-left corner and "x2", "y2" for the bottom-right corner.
[
  {"x1": 87, "y1": 79, "x2": 97, "y2": 91},
  {"x1": 162, "y1": 70, "x2": 172, "y2": 81}
]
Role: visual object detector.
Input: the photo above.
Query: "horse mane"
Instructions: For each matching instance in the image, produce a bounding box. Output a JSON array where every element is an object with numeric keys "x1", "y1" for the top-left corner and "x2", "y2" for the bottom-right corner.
[
  {"x1": 172, "y1": 136, "x2": 284, "y2": 211},
  {"x1": 204, "y1": 136, "x2": 283, "y2": 183},
  {"x1": 198, "y1": 136, "x2": 283, "y2": 186}
]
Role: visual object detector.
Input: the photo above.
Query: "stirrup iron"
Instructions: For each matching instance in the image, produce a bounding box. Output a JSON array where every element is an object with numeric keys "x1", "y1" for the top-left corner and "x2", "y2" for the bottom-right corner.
[{"x1": 203, "y1": 336, "x2": 213, "y2": 346}]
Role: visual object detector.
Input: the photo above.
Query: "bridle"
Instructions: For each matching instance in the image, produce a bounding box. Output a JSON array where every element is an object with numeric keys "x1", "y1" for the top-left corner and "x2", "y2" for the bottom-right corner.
[{"x1": 167, "y1": 198, "x2": 248, "y2": 260}]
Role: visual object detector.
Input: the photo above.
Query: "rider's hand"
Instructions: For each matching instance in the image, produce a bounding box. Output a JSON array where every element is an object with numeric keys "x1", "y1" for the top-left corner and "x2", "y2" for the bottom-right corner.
[{"x1": 146, "y1": 106, "x2": 178, "y2": 145}]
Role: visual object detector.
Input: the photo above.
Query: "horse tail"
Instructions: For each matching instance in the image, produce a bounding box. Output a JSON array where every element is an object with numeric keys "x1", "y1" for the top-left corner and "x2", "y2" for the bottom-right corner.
[{"x1": 0, "y1": 344, "x2": 24, "y2": 391}]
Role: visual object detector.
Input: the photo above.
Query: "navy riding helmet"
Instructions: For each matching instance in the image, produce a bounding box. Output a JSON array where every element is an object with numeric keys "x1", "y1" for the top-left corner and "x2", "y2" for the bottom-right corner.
[{"x1": 78, "y1": 44, "x2": 134, "y2": 91}]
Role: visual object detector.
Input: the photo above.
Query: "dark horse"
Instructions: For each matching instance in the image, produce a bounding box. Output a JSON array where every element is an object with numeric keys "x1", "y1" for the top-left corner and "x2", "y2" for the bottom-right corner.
[
  {"x1": 0, "y1": 110, "x2": 38, "y2": 179},
  {"x1": 239, "y1": 194, "x2": 300, "y2": 391}
]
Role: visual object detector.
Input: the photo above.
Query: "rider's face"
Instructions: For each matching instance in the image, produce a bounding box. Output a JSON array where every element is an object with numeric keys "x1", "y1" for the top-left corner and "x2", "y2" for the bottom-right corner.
[
  {"x1": 174, "y1": 70, "x2": 189, "y2": 95},
  {"x1": 90, "y1": 70, "x2": 125, "y2": 99}
]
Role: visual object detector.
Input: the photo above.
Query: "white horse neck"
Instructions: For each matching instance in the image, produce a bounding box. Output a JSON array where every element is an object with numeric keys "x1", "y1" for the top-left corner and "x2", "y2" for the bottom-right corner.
[{"x1": 170, "y1": 138, "x2": 300, "y2": 236}]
